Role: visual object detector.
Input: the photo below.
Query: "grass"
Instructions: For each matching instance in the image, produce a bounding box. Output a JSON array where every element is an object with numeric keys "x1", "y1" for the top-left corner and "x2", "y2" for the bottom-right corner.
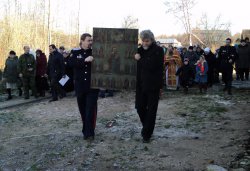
[
  {"x1": 164, "y1": 124, "x2": 171, "y2": 129},
  {"x1": 29, "y1": 164, "x2": 41, "y2": 171},
  {"x1": 52, "y1": 118, "x2": 78, "y2": 128},
  {"x1": 207, "y1": 106, "x2": 228, "y2": 114},
  {"x1": 171, "y1": 95, "x2": 230, "y2": 130},
  {"x1": 0, "y1": 146, "x2": 3, "y2": 152},
  {"x1": 0, "y1": 112, "x2": 25, "y2": 124}
]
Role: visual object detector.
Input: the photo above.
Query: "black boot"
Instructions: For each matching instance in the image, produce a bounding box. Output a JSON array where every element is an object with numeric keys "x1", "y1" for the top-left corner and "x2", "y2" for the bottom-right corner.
[
  {"x1": 184, "y1": 87, "x2": 188, "y2": 94},
  {"x1": 203, "y1": 84, "x2": 207, "y2": 93},
  {"x1": 18, "y1": 88, "x2": 23, "y2": 97},
  {"x1": 40, "y1": 91, "x2": 45, "y2": 97},
  {"x1": 228, "y1": 88, "x2": 232, "y2": 95},
  {"x1": 199, "y1": 84, "x2": 203, "y2": 93},
  {"x1": 6, "y1": 89, "x2": 12, "y2": 100}
]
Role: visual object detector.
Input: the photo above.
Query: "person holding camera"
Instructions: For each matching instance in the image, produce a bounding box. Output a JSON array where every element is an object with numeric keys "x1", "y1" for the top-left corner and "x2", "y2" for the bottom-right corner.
[{"x1": 18, "y1": 46, "x2": 37, "y2": 99}]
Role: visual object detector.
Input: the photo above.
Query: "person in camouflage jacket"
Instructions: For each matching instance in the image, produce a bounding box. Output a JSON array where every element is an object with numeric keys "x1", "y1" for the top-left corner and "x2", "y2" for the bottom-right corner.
[{"x1": 18, "y1": 46, "x2": 37, "y2": 99}]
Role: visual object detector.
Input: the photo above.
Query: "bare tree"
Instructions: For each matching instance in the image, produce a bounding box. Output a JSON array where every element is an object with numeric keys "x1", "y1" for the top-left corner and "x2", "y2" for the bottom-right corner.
[
  {"x1": 122, "y1": 15, "x2": 139, "y2": 29},
  {"x1": 77, "y1": 0, "x2": 81, "y2": 40},
  {"x1": 0, "y1": 0, "x2": 82, "y2": 69},
  {"x1": 194, "y1": 13, "x2": 231, "y2": 49},
  {"x1": 47, "y1": 0, "x2": 51, "y2": 46},
  {"x1": 165, "y1": 0, "x2": 196, "y2": 45}
]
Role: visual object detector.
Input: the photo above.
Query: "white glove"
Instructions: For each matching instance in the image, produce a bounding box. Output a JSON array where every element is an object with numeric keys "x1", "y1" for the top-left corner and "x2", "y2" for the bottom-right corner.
[
  {"x1": 135, "y1": 53, "x2": 141, "y2": 61},
  {"x1": 85, "y1": 56, "x2": 94, "y2": 62}
]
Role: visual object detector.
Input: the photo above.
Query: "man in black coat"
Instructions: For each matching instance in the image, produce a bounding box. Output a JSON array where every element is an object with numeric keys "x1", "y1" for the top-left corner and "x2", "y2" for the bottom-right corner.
[
  {"x1": 236, "y1": 39, "x2": 250, "y2": 81},
  {"x1": 63, "y1": 51, "x2": 74, "y2": 92},
  {"x1": 184, "y1": 46, "x2": 199, "y2": 82},
  {"x1": 245, "y1": 37, "x2": 250, "y2": 46},
  {"x1": 70, "y1": 33, "x2": 99, "y2": 140},
  {"x1": 204, "y1": 47, "x2": 216, "y2": 87},
  {"x1": 218, "y1": 38, "x2": 238, "y2": 95},
  {"x1": 176, "y1": 58, "x2": 193, "y2": 93},
  {"x1": 196, "y1": 46, "x2": 204, "y2": 57},
  {"x1": 47, "y1": 44, "x2": 66, "y2": 102},
  {"x1": 135, "y1": 30, "x2": 164, "y2": 143}
]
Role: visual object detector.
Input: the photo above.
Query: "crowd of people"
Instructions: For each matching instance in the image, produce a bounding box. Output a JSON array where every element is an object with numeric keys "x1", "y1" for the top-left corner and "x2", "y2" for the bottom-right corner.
[
  {"x1": 1, "y1": 45, "x2": 75, "y2": 101},
  {"x1": 162, "y1": 37, "x2": 250, "y2": 95},
  {"x1": 2, "y1": 37, "x2": 249, "y2": 101},
  {"x1": 1, "y1": 31, "x2": 250, "y2": 143}
]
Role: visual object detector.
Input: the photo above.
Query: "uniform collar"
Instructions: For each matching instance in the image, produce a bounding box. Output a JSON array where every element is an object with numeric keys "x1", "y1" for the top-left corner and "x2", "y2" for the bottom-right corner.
[{"x1": 81, "y1": 48, "x2": 91, "y2": 53}]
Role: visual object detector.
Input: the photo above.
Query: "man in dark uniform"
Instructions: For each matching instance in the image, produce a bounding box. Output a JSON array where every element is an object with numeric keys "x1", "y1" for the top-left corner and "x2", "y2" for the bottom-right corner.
[
  {"x1": 245, "y1": 37, "x2": 250, "y2": 46},
  {"x1": 135, "y1": 30, "x2": 164, "y2": 143},
  {"x1": 70, "y1": 33, "x2": 99, "y2": 140},
  {"x1": 47, "y1": 44, "x2": 66, "y2": 102},
  {"x1": 218, "y1": 38, "x2": 238, "y2": 95}
]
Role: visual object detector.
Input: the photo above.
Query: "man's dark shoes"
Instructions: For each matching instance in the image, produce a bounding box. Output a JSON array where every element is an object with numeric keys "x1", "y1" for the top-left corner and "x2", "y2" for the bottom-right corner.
[
  {"x1": 6, "y1": 96, "x2": 12, "y2": 100},
  {"x1": 59, "y1": 94, "x2": 66, "y2": 99},
  {"x1": 18, "y1": 89, "x2": 23, "y2": 96},
  {"x1": 143, "y1": 138, "x2": 150, "y2": 143},
  {"x1": 84, "y1": 136, "x2": 95, "y2": 141},
  {"x1": 40, "y1": 92, "x2": 45, "y2": 97},
  {"x1": 49, "y1": 98, "x2": 58, "y2": 102}
]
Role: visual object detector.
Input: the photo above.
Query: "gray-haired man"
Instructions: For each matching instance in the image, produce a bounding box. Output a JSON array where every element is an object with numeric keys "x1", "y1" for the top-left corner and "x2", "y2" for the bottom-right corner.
[{"x1": 135, "y1": 30, "x2": 164, "y2": 143}]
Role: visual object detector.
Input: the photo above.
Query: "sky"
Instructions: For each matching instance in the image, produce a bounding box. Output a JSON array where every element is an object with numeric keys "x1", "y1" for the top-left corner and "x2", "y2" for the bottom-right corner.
[
  {"x1": 75, "y1": 0, "x2": 250, "y2": 36},
  {"x1": 1, "y1": 0, "x2": 249, "y2": 36}
]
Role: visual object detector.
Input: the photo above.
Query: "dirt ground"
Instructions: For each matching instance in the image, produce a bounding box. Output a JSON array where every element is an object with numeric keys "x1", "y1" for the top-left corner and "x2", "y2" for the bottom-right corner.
[{"x1": 0, "y1": 89, "x2": 249, "y2": 171}]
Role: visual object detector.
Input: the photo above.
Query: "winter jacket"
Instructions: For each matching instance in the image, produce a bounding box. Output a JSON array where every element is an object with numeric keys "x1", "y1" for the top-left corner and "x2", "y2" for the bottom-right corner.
[{"x1": 3, "y1": 56, "x2": 19, "y2": 83}]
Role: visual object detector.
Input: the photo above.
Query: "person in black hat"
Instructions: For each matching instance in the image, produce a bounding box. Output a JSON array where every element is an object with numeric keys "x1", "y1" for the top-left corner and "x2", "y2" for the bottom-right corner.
[
  {"x1": 204, "y1": 47, "x2": 216, "y2": 87},
  {"x1": 3, "y1": 51, "x2": 21, "y2": 100},
  {"x1": 196, "y1": 45, "x2": 204, "y2": 57},
  {"x1": 70, "y1": 33, "x2": 99, "y2": 141},
  {"x1": 245, "y1": 37, "x2": 250, "y2": 46},
  {"x1": 184, "y1": 46, "x2": 199, "y2": 83},
  {"x1": 176, "y1": 58, "x2": 193, "y2": 93},
  {"x1": 218, "y1": 38, "x2": 238, "y2": 95},
  {"x1": 236, "y1": 39, "x2": 250, "y2": 81}
]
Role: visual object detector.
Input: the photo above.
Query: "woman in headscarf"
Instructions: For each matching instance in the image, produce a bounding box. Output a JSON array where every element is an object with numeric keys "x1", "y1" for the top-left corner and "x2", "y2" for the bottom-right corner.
[
  {"x1": 3, "y1": 51, "x2": 20, "y2": 100},
  {"x1": 35, "y1": 49, "x2": 48, "y2": 97}
]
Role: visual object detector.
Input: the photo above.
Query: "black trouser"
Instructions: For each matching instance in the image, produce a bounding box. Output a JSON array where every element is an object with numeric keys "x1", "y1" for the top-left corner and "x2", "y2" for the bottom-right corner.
[
  {"x1": 199, "y1": 83, "x2": 207, "y2": 92},
  {"x1": 77, "y1": 90, "x2": 99, "y2": 138},
  {"x1": 222, "y1": 67, "x2": 233, "y2": 91},
  {"x1": 22, "y1": 76, "x2": 36, "y2": 98},
  {"x1": 239, "y1": 68, "x2": 249, "y2": 81},
  {"x1": 51, "y1": 77, "x2": 65, "y2": 100},
  {"x1": 180, "y1": 80, "x2": 189, "y2": 92},
  {"x1": 136, "y1": 89, "x2": 160, "y2": 140},
  {"x1": 207, "y1": 69, "x2": 214, "y2": 86},
  {"x1": 235, "y1": 66, "x2": 240, "y2": 80},
  {"x1": 214, "y1": 69, "x2": 220, "y2": 83},
  {"x1": 36, "y1": 76, "x2": 47, "y2": 96}
]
